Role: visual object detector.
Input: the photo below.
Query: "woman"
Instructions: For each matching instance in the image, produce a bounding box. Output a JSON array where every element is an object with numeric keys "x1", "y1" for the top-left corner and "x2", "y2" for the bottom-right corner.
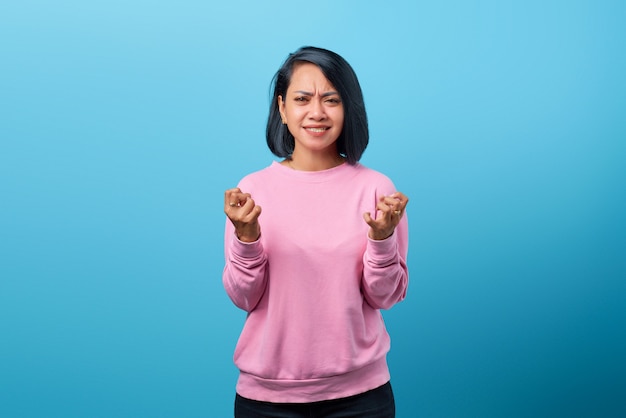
[{"x1": 223, "y1": 46, "x2": 409, "y2": 418}]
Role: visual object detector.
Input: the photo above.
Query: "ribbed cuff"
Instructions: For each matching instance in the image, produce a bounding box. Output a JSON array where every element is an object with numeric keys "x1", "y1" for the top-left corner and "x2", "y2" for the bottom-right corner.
[
  {"x1": 366, "y1": 231, "x2": 398, "y2": 263},
  {"x1": 230, "y1": 234, "x2": 264, "y2": 259}
]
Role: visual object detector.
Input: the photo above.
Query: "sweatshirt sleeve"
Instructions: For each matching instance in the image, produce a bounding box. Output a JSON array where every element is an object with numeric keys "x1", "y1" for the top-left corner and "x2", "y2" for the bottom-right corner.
[
  {"x1": 361, "y1": 179, "x2": 410, "y2": 310},
  {"x1": 222, "y1": 220, "x2": 269, "y2": 312}
]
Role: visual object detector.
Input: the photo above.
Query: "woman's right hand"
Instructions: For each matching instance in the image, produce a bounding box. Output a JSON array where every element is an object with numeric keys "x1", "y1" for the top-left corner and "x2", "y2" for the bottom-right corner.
[{"x1": 224, "y1": 188, "x2": 262, "y2": 242}]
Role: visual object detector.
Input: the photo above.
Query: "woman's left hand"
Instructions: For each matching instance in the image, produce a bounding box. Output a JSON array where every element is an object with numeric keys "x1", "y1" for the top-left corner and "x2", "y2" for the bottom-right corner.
[{"x1": 363, "y1": 192, "x2": 409, "y2": 240}]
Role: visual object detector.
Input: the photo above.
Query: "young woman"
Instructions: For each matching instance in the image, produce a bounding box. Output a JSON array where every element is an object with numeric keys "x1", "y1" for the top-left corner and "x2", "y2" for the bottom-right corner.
[{"x1": 223, "y1": 46, "x2": 409, "y2": 418}]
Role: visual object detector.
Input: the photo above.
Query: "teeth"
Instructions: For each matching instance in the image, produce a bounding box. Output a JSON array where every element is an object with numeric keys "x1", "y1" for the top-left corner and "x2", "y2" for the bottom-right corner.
[{"x1": 306, "y1": 128, "x2": 327, "y2": 132}]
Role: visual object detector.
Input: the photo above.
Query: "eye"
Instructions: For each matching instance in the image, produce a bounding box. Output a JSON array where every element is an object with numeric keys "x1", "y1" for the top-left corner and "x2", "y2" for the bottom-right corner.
[{"x1": 294, "y1": 96, "x2": 309, "y2": 103}]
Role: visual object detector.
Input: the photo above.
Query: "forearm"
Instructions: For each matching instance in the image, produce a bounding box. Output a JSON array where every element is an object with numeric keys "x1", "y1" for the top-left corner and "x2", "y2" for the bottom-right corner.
[
  {"x1": 223, "y1": 227, "x2": 268, "y2": 312},
  {"x1": 361, "y1": 220, "x2": 409, "y2": 310}
]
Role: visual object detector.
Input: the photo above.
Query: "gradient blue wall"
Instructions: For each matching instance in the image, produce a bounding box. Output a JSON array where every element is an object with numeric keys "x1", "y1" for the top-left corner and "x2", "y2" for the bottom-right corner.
[{"x1": 1, "y1": 1, "x2": 624, "y2": 417}]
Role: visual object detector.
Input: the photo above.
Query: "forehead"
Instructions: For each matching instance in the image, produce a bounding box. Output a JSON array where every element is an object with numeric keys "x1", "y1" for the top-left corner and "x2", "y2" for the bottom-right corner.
[{"x1": 288, "y1": 62, "x2": 336, "y2": 92}]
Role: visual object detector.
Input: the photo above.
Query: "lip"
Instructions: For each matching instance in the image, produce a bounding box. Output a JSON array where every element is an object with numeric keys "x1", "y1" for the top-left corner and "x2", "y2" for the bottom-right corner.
[{"x1": 303, "y1": 126, "x2": 331, "y2": 136}]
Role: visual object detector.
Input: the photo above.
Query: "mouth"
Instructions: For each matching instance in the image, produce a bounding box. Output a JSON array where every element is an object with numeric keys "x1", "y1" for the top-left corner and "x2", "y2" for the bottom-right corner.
[{"x1": 304, "y1": 127, "x2": 330, "y2": 133}]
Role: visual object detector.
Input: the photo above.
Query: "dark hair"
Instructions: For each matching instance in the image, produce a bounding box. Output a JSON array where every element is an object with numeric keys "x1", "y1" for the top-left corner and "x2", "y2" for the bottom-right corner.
[{"x1": 266, "y1": 46, "x2": 368, "y2": 164}]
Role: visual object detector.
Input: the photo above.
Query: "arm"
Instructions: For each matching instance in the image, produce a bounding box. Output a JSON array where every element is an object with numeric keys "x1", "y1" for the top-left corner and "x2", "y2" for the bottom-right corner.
[
  {"x1": 362, "y1": 191, "x2": 410, "y2": 310},
  {"x1": 222, "y1": 223, "x2": 268, "y2": 312},
  {"x1": 222, "y1": 187, "x2": 268, "y2": 312}
]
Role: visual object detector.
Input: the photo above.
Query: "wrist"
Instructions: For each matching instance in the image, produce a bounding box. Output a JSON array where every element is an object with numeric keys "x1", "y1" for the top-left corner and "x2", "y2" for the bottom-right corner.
[
  {"x1": 368, "y1": 229, "x2": 393, "y2": 241},
  {"x1": 236, "y1": 230, "x2": 260, "y2": 242}
]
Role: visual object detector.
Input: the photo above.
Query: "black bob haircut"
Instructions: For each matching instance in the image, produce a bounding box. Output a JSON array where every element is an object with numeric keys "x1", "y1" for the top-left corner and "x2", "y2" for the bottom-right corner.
[{"x1": 266, "y1": 46, "x2": 369, "y2": 165}]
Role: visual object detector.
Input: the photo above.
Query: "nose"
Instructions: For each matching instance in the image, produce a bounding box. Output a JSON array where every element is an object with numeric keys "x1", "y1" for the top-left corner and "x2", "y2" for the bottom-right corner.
[{"x1": 308, "y1": 99, "x2": 326, "y2": 120}]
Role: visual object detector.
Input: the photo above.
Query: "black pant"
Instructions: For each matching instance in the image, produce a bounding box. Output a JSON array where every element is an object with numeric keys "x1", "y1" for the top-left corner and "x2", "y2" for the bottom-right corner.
[{"x1": 234, "y1": 381, "x2": 395, "y2": 418}]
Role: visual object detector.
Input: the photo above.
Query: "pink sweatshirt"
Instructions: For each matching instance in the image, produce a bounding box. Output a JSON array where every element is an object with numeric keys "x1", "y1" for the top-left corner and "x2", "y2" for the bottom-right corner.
[{"x1": 223, "y1": 161, "x2": 409, "y2": 403}]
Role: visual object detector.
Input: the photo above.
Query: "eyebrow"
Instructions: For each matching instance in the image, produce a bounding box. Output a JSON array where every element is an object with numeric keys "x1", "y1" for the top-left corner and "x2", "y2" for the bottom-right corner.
[{"x1": 294, "y1": 90, "x2": 340, "y2": 97}]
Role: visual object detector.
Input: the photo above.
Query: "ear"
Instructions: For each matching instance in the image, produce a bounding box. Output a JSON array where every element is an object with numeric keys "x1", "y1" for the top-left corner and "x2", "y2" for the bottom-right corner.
[{"x1": 278, "y1": 95, "x2": 287, "y2": 124}]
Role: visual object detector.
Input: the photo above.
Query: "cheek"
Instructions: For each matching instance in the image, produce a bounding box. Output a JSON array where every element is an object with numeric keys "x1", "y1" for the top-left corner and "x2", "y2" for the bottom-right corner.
[
  {"x1": 333, "y1": 111, "x2": 345, "y2": 126},
  {"x1": 286, "y1": 107, "x2": 304, "y2": 121}
]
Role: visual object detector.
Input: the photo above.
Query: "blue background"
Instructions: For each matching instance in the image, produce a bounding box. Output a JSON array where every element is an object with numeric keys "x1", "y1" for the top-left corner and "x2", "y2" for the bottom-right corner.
[{"x1": 1, "y1": 1, "x2": 624, "y2": 417}]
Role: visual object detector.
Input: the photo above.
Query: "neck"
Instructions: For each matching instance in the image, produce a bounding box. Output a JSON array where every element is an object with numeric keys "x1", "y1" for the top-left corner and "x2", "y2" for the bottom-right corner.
[{"x1": 286, "y1": 151, "x2": 345, "y2": 171}]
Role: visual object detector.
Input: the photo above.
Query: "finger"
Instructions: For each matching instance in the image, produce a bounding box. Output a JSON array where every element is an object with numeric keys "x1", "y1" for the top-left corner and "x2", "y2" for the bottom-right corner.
[
  {"x1": 228, "y1": 193, "x2": 251, "y2": 208},
  {"x1": 381, "y1": 195, "x2": 401, "y2": 208},
  {"x1": 382, "y1": 195, "x2": 407, "y2": 215},
  {"x1": 363, "y1": 212, "x2": 387, "y2": 232},
  {"x1": 376, "y1": 200, "x2": 393, "y2": 218},
  {"x1": 364, "y1": 211, "x2": 388, "y2": 228},
  {"x1": 238, "y1": 198, "x2": 260, "y2": 219},
  {"x1": 386, "y1": 198, "x2": 403, "y2": 216},
  {"x1": 390, "y1": 192, "x2": 406, "y2": 201},
  {"x1": 363, "y1": 211, "x2": 375, "y2": 226},
  {"x1": 390, "y1": 192, "x2": 409, "y2": 209},
  {"x1": 224, "y1": 188, "x2": 241, "y2": 201},
  {"x1": 374, "y1": 200, "x2": 402, "y2": 223},
  {"x1": 227, "y1": 204, "x2": 261, "y2": 228},
  {"x1": 225, "y1": 197, "x2": 252, "y2": 218},
  {"x1": 387, "y1": 203, "x2": 403, "y2": 218},
  {"x1": 245, "y1": 205, "x2": 262, "y2": 222},
  {"x1": 224, "y1": 188, "x2": 239, "y2": 207}
]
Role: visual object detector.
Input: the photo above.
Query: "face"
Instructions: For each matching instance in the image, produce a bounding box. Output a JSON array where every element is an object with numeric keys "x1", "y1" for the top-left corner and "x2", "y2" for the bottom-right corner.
[{"x1": 278, "y1": 63, "x2": 344, "y2": 157}]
